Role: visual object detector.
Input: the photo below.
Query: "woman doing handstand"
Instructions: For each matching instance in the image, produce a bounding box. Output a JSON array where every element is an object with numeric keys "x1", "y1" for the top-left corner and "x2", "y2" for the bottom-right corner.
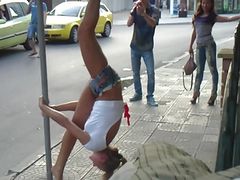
[{"x1": 39, "y1": 0, "x2": 127, "y2": 179}]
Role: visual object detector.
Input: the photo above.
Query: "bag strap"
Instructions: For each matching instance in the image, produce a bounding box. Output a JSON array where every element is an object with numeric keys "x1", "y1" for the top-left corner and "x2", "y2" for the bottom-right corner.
[{"x1": 182, "y1": 71, "x2": 194, "y2": 91}]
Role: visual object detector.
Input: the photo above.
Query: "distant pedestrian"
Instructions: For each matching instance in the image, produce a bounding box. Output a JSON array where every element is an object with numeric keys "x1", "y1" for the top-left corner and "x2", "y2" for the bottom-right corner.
[
  {"x1": 27, "y1": 0, "x2": 47, "y2": 57},
  {"x1": 127, "y1": 0, "x2": 160, "y2": 107},
  {"x1": 189, "y1": 0, "x2": 240, "y2": 105}
]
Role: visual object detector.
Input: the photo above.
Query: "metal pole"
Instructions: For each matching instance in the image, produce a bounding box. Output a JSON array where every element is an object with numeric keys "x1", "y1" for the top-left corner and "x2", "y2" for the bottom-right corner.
[{"x1": 36, "y1": 1, "x2": 53, "y2": 180}]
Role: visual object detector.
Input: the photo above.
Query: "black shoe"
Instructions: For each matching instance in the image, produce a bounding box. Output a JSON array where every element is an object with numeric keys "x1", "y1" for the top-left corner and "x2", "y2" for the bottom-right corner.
[
  {"x1": 208, "y1": 95, "x2": 217, "y2": 106},
  {"x1": 190, "y1": 91, "x2": 200, "y2": 105},
  {"x1": 129, "y1": 94, "x2": 142, "y2": 102},
  {"x1": 147, "y1": 97, "x2": 158, "y2": 107}
]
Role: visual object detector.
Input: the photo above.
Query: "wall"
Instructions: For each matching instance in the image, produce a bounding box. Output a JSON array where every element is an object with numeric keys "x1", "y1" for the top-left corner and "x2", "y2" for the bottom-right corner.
[
  {"x1": 101, "y1": 0, "x2": 132, "y2": 12},
  {"x1": 51, "y1": 0, "x2": 240, "y2": 13}
]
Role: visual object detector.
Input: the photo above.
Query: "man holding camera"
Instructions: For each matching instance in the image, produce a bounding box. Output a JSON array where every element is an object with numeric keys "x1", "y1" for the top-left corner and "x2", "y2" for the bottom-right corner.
[{"x1": 127, "y1": 0, "x2": 160, "y2": 107}]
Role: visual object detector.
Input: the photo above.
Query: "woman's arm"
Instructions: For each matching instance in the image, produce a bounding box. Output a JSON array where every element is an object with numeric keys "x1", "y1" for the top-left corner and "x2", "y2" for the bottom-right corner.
[
  {"x1": 39, "y1": 97, "x2": 90, "y2": 145},
  {"x1": 189, "y1": 26, "x2": 196, "y2": 54},
  {"x1": 216, "y1": 15, "x2": 240, "y2": 22},
  {"x1": 50, "y1": 101, "x2": 78, "y2": 111},
  {"x1": 0, "y1": 11, "x2": 6, "y2": 20}
]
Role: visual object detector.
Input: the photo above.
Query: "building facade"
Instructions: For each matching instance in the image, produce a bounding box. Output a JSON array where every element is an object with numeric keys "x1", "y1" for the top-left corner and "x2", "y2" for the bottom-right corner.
[
  {"x1": 215, "y1": 0, "x2": 240, "y2": 13},
  {"x1": 46, "y1": 0, "x2": 240, "y2": 14},
  {"x1": 188, "y1": 0, "x2": 240, "y2": 14}
]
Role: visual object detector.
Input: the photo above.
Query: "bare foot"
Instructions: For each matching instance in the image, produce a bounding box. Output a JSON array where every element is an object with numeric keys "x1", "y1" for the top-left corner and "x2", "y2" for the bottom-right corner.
[{"x1": 52, "y1": 165, "x2": 63, "y2": 180}]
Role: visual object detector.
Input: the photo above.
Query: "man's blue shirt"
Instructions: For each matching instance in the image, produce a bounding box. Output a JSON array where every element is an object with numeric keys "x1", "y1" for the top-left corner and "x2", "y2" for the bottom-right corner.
[
  {"x1": 130, "y1": 5, "x2": 160, "y2": 51},
  {"x1": 30, "y1": 1, "x2": 47, "y2": 24}
]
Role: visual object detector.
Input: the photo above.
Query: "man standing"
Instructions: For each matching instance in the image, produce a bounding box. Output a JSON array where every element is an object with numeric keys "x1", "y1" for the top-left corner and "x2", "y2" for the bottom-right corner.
[
  {"x1": 127, "y1": 0, "x2": 160, "y2": 106},
  {"x1": 27, "y1": 0, "x2": 47, "y2": 56}
]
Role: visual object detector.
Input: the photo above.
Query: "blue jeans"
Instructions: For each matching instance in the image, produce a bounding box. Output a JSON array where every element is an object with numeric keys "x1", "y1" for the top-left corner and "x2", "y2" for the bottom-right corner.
[
  {"x1": 194, "y1": 41, "x2": 218, "y2": 95},
  {"x1": 131, "y1": 48, "x2": 155, "y2": 99},
  {"x1": 27, "y1": 23, "x2": 37, "y2": 39},
  {"x1": 89, "y1": 65, "x2": 120, "y2": 96}
]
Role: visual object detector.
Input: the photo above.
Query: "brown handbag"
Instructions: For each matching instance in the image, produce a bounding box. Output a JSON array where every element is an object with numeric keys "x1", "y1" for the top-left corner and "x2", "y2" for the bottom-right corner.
[
  {"x1": 182, "y1": 54, "x2": 197, "y2": 91},
  {"x1": 183, "y1": 55, "x2": 197, "y2": 75}
]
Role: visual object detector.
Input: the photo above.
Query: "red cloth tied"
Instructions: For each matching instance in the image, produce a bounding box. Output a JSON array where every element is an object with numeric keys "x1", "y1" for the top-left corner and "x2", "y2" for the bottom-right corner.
[{"x1": 124, "y1": 104, "x2": 130, "y2": 126}]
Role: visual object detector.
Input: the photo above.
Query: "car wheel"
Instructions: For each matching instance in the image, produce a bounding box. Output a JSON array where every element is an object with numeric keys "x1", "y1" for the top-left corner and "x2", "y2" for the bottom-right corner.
[
  {"x1": 69, "y1": 26, "x2": 78, "y2": 43},
  {"x1": 101, "y1": 22, "x2": 111, "y2": 37},
  {"x1": 23, "y1": 39, "x2": 32, "y2": 50}
]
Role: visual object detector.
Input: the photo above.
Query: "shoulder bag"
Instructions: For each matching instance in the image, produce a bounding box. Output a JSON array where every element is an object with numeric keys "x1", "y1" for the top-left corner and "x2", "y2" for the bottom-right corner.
[{"x1": 182, "y1": 54, "x2": 197, "y2": 91}]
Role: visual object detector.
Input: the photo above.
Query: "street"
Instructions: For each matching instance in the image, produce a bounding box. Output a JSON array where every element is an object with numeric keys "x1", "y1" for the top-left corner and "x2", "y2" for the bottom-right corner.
[{"x1": 0, "y1": 22, "x2": 237, "y2": 176}]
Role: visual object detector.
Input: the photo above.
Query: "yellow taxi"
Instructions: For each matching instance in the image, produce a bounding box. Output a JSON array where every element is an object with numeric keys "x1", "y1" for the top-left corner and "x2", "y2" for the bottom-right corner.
[{"x1": 45, "y1": 1, "x2": 113, "y2": 43}]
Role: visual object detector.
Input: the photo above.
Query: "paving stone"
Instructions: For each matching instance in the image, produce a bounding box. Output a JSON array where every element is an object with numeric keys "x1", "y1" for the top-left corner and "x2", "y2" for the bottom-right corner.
[
  {"x1": 148, "y1": 130, "x2": 178, "y2": 144},
  {"x1": 158, "y1": 122, "x2": 182, "y2": 132},
  {"x1": 180, "y1": 124, "x2": 206, "y2": 134},
  {"x1": 205, "y1": 127, "x2": 220, "y2": 135},
  {"x1": 202, "y1": 134, "x2": 219, "y2": 143},
  {"x1": 186, "y1": 115, "x2": 208, "y2": 126}
]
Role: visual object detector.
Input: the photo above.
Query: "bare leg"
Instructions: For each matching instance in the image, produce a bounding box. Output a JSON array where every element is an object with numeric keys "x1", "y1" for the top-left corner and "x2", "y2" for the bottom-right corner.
[
  {"x1": 52, "y1": 86, "x2": 95, "y2": 180},
  {"x1": 78, "y1": 0, "x2": 108, "y2": 79},
  {"x1": 52, "y1": 131, "x2": 76, "y2": 180},
  {"x1": 51, "y1": 1, "x2": 122, "y2": 178},
  {"x1": 29, "y1": 38, "x2": 37, "y2": 55}
]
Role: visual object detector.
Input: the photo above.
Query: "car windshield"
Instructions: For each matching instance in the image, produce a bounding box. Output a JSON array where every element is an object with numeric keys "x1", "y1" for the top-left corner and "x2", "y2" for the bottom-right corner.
[{"x1": 49, "y1": 3, "x2": 82, "y2": 17}]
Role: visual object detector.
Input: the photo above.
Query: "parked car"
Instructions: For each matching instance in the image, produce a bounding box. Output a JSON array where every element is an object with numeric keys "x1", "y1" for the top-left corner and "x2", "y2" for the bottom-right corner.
[
  {"x1": 0, "y1": 0, "x2": 31, "y2": 50},
  {"x1": 45, "y1": 1, "x2": 113, "y2": 43}
]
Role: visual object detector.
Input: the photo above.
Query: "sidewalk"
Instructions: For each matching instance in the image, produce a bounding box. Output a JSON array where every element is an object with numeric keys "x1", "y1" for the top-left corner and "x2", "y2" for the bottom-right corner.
[
  {"x1": 6, "y1": 10, "x2": 225, "y2": 180},
  {"x1": 8, "y1": 61, "x2": 223, "y2": 180}
]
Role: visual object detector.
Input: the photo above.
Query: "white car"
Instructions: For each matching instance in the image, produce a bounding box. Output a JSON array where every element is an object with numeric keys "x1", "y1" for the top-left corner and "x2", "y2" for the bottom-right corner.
[{"x1": 0, "y1": 0, "x2": 31, "y2": 50}]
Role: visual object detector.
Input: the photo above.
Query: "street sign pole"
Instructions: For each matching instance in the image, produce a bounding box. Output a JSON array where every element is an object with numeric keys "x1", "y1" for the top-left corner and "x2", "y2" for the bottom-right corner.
[{"x1": 36, "y1": 1, "x2": 53, "y2": 180}]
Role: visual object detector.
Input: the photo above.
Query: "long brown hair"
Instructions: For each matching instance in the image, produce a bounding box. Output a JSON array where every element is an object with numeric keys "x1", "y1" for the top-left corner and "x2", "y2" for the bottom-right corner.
[
  {"x1": 102, "y1": 147, "x2": 127, "y2": 179},
  {"x1": 193, "y1": 0, "x2": 216, "y2": 23}
]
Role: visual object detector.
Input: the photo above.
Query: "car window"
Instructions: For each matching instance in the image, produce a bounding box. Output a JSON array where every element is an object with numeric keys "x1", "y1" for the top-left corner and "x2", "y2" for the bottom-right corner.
[
  {"x1": 100, "y1": 7, "x2": 105, "y2": 14},
  {"x1": 19, "y1": 2, "x2": 29, "y2": 15},
  {"x1": 80, "y1": 6, "x2": 101, "y2": 17},
  {"x1": 7, "y1": 3, "x2": 25, "y2": 19},
  {"x1": 50, "y1": 4, "x2": 82, "y2": 17},
  {"x1": 100, "y1": 4, "x2": 109, "y2": 12},
  {"x1": 80, "y1": 6, "x2": 86, "y2": 17},
  {"x1": 0, "y1": 4, "x2": 8, "y2": 20}
]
